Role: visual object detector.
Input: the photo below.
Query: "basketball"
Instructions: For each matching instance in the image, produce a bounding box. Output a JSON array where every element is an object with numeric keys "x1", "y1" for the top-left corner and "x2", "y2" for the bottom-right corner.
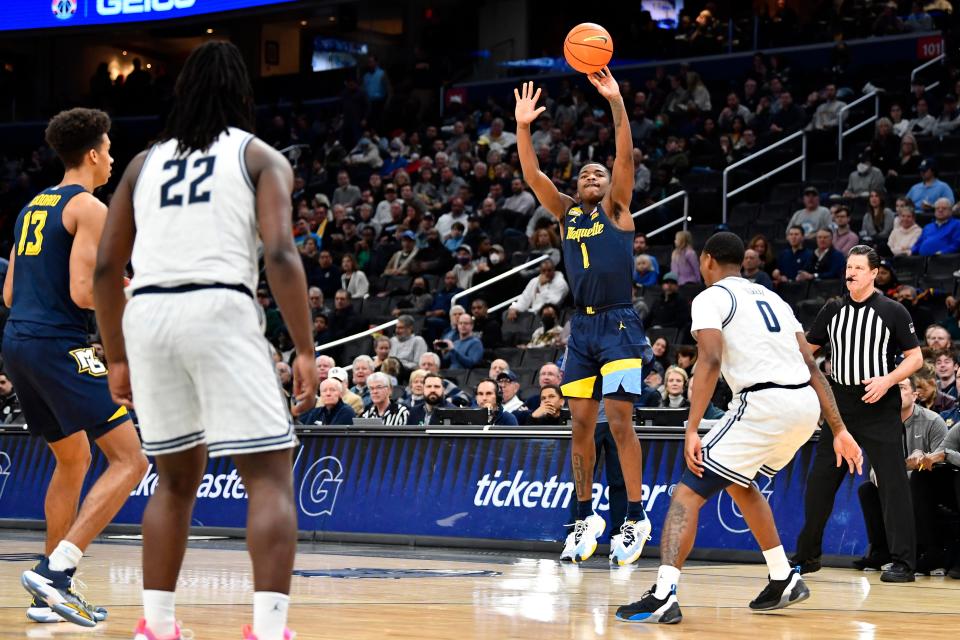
[{"x1": 563, "y1": 23, "x2": 613, "y2": 74}]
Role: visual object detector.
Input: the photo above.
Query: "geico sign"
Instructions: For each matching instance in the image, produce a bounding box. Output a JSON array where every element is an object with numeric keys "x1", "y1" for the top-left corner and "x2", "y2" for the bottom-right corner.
[{"x1": 97, "y1": 0, "x2": 197, "y2": 16}]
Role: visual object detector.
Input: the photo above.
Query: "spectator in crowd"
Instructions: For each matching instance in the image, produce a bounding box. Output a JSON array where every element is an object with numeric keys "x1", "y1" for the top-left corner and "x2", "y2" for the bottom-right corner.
[
  {"x1": 774, "y1": 225, "x2": 813, "y2": 282},
  {"x1": 906, "y1": 159, "x2": 955, "y2": 213},
  {"x1": 718, "y1": 91, "x2": 751, "y2": 130},
  {"x1": 911, "y1": 418, "x2": 960, "y2": 578},
  {"x1": 404, "y1": 368, "x2": 427, "y2": 408},
  {"x1": 671, "y1": 230, "x2": 700, "y2": 285},
  {"x1": 383, "y1": 230, "x2": 419, "y2": 276},
  {"x1": 933, "y1": 349, "x2": 958, "y2": 398},
  {"x1": 437, "y1": 314, "x2": 483, "y2": 369},
  {"x1": 475, "y1": 378, "x2": 519, "y2": 426},
  {"x1": 496, "y1": 370, "x2": 529, "y2": 417},
  {"x1": 0, "y1": 371, "x2": 21, "y2": 424},
  {"x1": 392, "y1": 276, "x2": 433, "y2": 316},
  {"x1": 915, "y1": 365, "x2": 957, "y2": 413},
  {"x1": 904, "y1": 1, "x2": 935, "y2": 31},
  {"x1": 503, "y1": 178, "x2": 536, "y2": 216},
  {"x1": 333, "y1": 169, "x2": 362, "y2": 208},
  {"x1": 308, "y1": 287, "x2": 326, "y2": 315},
  {"x1": 747, "y1": 235, "x2": 776, "y2": 276},
  {"x1": 860, "y1": 191, "x2": 895, "y2": 244},
  {"x1": 810, "y1": 83, "x2": 846, "y2": 131},
  {"x1": 443, "y1": 222, "x2": 466, "y2": 253},
  {"x1": 529, "y1": 228, "x2": 561, "y2": 267},
  {"x1": 525, "y1": 363, "x2": 563, "y2": 411},
  {"x1": 894, "y1": 285, "x2": 935, "y2": 336},
  {"x1": 909, "y1": 98, "x2": 936, "y2": 136},
  {"x1": 441, "y1": 304, "x2": 466, "y2": 342},
  {"x1": 390, "y1": 314, "x2": 429, "y2": 371},
  {"x1": 912, "y1": 198, "x2": 960, "y2": 256},
  {"x1": 406, "y1": 374, "x2": 453, "y2": 425},
  {"x1": 315, "y1": 250, "x2": 342, "y2": 298},
  {"x1": 890, "y1": 133, "x2": 922, "y2": 177},
  {"x1": 661, "y1": 365, "x2": 690, "y2": 408},
  {"x1": 345, "y1": 137, "x2": 383, "y2": 171},
  {"x1": 507, "y1": 259, "x2": 569, "y2": 319},
  {"x1": 789, "y1": 186, "x2": 833, "y2": 239},
  {"x1": 299, "y1": 379, "x2": 357, "y2": 426},
  {"x1": 275, "y1": 362, "x2": 293, "y2": 410},
  {"x1": 417, "y1": 352, "x2": 469, "y2": 405},
  {"x1": 436, "y1": 196, "x2": 469, "y2": 240},
  {"x1": 854, "y1": 376, "x2": 946, "y2": 571},
  {"x1": 489, "y1": 359, "x2": 510, "y2": 379},
  {"x1": 875, "y1": 259, "x2": 901, "y2": 296},
  {"x1": 315, "y1": 355, "x2": 335, "y2": 383},
  {"x1": 741, "y1": 248, "x2": 774, "y2": 290},
  {"x1": 526, "y1": 303, "x2": 564, "y2": 349},
  {"x1": 831, "y1": 205, "x2": 859, "y2": 256},
  {"x1": 870, "y1": 117, "x2": 900, "y2": 176},
  {"x1": 340, "y1": 253, "x2": 369, "y2": 299},
  {"x1": 329, "y1": 289, "x2": 363, "y2": 342},
  {"x1": 633, "y1": 233, "x2": 659, "y2": 272},
  {"x1": 478, "y1": 117, "x2": 517, "y2": 153},
  {"x1": 470, "y1": 299, "x2": 503, "y2": 350},
  {"x1": 526, "y1": 384, "x2": 567, "y2": 426},
  {"x1": 372, "y1": 336, "x2": 392, "y2": 372},
  {"x1": 888, "y1": 199, "x2": 923, "y2": 256},
  {"x1": 360, "y1": 372, "x2": 410, "y2": 425},
  {"x1": 925, "y1": 324, "x2": 952, "y2": 351},
  {"x1": 648, "y1": 272, "x2": 691, "y2": 329},
  {"x1": 890, "y1": 103, "x2": 911, "y2": 137},
  {"x1": 451, "y1": 244, "x2": 477, "y2": 289},
  {"x1": 797, "y1": 229, "x2": 845, "y2": 281},
  {"x1": 257, "y1": 287, "x2": 283, "y2": 339},
  {"x1": 650, "y1": 335, "x2": 671, "y2": 373},
  {"x1": 934, "y1": 93, "x2": 960, "y2": 137},
  {"x1": 676, "y1": 344, "x2": 698, "y2": 376},
  {"x1": 328, "y1": 366, "x2": 365, "y2": 414},
  {"x1": 769, "y1": 91, "x2": 807, "y2": 134},
  {"x1": 350, "y1": 355, "x2": 375, "y2": 408},
  {"x1": 843, "y1": 152, "x2": 886, "y2": 198},
  {"x1": 424, "y1": 271, "x2": 463, "y2": 340},
  {"x1": 633, "y1": 254, "x2": 658, "y2": 288}
]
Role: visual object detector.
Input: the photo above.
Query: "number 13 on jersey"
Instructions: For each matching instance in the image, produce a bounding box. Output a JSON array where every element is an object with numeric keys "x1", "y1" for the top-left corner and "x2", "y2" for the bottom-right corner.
[{"x1": 17, "y1": 210, "x2": 47, "y2": 256}]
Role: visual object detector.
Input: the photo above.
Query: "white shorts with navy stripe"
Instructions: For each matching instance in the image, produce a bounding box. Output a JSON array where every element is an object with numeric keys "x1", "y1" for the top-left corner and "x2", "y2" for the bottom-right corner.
[
  {"x1": 701, "y1": 385, "x2": 820, "y2": 487},
  {"x1": 123, "y1": 288, "x2": 295, "y2": 458}
]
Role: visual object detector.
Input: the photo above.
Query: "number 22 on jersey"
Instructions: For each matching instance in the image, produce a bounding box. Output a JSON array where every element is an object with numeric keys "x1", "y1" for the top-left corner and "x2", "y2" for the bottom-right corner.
[{"x1": 17, "y1": 210, "x2": 47, "y2": 256}]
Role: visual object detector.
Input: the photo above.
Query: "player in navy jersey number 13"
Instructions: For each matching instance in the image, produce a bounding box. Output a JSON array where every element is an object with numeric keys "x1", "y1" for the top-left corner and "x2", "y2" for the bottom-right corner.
[{"x1": 515, "y1": 69, "x2": 654, "y2": 567}]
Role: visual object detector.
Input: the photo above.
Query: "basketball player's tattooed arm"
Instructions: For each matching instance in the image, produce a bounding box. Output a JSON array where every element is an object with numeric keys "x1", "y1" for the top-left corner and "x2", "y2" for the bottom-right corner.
[
  {"x1": 587, "y1": 66, "x2": 634, "y2": 231},
  {"x1": 94, "y1": 150, "x2": 148, "y2": 407},
  {"x1": 247, "y1": 139, "x2": 318, "y2": 416},
  {"x1": 514, "y1": 81, "x2": 575, "y2": 220},
  {"x1": 797, "y1": 332, "x2": 864, "y2": 474}
]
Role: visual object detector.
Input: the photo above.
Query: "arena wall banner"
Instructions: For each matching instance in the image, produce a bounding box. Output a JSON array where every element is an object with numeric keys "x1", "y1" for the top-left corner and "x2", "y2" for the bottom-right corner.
[{"x1": 0, "y1": 431, "x2": 868, "y2": 556}]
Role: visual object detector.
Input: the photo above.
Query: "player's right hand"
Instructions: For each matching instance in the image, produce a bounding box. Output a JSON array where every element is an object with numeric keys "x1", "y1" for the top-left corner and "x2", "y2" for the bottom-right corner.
[
  {"x1": 107, "y1": 359, "x2": 135, "y2": 410},
  {"x1": 514, "y1": 81, "x2": 546, "y2": 126},
  {"x1": 291, "y1": 351, "x2": 319, "y2": 417},
  {"x1": 684, "y1": 432, "x2": 704, "y2": 477},
  {"x1": 833, "y1": 429, "x2": 863, "y2": 475}
]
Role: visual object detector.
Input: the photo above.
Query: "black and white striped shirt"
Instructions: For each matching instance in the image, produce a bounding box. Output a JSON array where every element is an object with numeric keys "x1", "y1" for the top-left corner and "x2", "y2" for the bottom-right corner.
[
  {"x1": 807, "y1": 291, "x2": 919, "y2": 387},
  {"x1": 361, "y1": 401, "x2": 410, "y2": 426}
]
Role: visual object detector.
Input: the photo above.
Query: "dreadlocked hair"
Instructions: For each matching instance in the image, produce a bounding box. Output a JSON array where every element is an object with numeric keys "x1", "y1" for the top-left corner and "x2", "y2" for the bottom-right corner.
[{"x1": 162, "y1": 41, "x2": 255, "y2": 155}]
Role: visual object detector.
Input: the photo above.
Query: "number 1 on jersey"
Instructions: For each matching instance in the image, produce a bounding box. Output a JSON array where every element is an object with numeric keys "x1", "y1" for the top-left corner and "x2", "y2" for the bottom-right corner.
[
  {"x1": 17, "y1": 210, "x2": 47, "y2": 256},
  {"x1": 756, "y1": 300, "x2": 781, "y2": 332},
  {"x1": 580, "y1": 242, "x2": 590, "y2": 269}
]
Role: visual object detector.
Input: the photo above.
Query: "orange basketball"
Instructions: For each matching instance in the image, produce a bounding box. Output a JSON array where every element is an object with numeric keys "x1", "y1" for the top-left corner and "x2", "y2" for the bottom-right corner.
[{"x1": 564, "y1": 23, "x2": 613, "y2": 74}]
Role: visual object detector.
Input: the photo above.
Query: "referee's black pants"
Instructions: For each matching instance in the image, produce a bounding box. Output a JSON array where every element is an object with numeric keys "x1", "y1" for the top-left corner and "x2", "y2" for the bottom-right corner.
[{"x1": 795, "y1": 385, "x2": 916, "y2": 570}]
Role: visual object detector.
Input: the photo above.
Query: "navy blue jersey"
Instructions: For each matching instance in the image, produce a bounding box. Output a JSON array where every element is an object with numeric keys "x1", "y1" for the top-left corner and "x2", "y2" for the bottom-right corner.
[
  {"x1": 562, "y1": 201, "x2": 635, "y2": 309},
  {"x1": 6, "y1": 185, "x2": 88, "y2": 339}
]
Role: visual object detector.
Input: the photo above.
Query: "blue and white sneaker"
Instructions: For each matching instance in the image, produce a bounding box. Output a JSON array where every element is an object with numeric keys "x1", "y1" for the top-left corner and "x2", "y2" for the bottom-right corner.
[
  {"x1": 565, "y1": 513, "x2": 605, "y2": 563},
  {"x1": 609, "y1": 518, "x2": 652, "y2": 566},
  {"x1": 27, "y1": 596, "x2": 107, "y2": 623},
  {"x1": 748, "y1": 568, "x2": 810, "y2": 611},
  {"x1": 21, "y1": 559, "x2": 98, "y2": 627},
  {"x1": 616, "y1": 584, "x2": 682, "y2": 624}
]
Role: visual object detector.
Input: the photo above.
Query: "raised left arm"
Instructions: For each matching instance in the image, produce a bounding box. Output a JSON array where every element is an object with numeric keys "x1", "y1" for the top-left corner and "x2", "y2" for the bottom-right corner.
[{"x1": 587, "y1": 67, "x2": 634, "y2": 230}]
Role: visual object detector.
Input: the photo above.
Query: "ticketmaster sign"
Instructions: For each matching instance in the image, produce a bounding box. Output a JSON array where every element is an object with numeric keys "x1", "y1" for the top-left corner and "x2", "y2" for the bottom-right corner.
[{"x1": 3, "y1": 0, "x2": 296, "y2": 31}]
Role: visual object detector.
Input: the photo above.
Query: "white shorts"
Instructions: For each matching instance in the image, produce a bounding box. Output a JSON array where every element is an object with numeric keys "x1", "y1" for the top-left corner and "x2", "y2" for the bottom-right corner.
[
  {"x1": 123, "y1": 288, "x2": 295, "y2": 458},
  {"x1": 701, "y1": 385, "x2": 819, "y2": 487}
]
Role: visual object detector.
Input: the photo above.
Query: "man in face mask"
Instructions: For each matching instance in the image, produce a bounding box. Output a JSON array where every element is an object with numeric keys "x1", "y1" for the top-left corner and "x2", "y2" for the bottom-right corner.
[
  {"x1": 451, "y1": 245, "x2": 477, "y2": 289},
  {"x1": 527, "y1": 303, "x2": 564, "y2": 348},
  {"x1": 471, "y1": 298, "x2": 503, "y2": 349},
  {"x1": 844, "y1": 151, "x2": 886, "y2": 199}
]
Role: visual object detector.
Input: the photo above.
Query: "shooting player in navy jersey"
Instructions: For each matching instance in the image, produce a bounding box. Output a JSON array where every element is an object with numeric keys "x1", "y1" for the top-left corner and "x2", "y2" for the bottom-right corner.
[
  {"x1": 516, "y1": 69, "x2": 653, "y2": 567},
  {"x1": 4, "y1": 108, "x2": 147, "y2": 627}
]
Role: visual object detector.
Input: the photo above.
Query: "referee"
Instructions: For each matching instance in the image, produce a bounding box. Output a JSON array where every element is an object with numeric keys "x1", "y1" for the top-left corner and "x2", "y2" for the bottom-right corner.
[{"x1": 793, "y1": 245, "x2": 923, "y2": 582}]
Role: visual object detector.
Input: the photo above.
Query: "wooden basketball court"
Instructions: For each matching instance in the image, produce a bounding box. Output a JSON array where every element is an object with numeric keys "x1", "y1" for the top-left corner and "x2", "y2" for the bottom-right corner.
[{"x1": 0, "y1": 533, "x2": 956, "y2": 638}]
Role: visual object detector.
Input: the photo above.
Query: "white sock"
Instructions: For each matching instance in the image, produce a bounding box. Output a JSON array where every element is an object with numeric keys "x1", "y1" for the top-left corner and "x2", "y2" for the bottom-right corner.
[
  {"x1": 253, "y1": 591, "x2": 289, "y2": 640},
  {"x1": 763, "y1": 545, "x2": 792, "y2": 581},
  {"x1": 654, "y1": 565, "x2": 681, "y2": 599},
  {"x1": 47, "y1": 540, "x2": 82, "y2": 573},
  {"x1": 143, "y1": 590, "x2": 177, "y2": 639}
]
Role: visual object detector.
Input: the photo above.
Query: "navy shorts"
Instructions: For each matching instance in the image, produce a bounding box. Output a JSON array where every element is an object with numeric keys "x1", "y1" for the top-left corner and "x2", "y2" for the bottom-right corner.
[
  {"x1": 560, "y1": 305, "x2": 653, "y2": 401},
  {"x1": 2, "y1": 333, "x2": 130, "y2": 443}
]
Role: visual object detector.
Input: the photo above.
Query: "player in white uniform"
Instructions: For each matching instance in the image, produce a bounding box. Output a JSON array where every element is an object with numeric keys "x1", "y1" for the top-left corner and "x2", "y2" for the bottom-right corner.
[
  {"x1": 93, "y1": 42, "x2": 317, "y2": 640},
  {"x1": 616, "y1": 232, "x2": 863, "y2": 625}
]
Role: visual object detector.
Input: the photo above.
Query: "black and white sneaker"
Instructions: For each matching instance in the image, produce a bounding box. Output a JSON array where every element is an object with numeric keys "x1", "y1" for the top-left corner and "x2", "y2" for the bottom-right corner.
[
  {"x1": 615, "y1": 584, "x2": 682, "y2": 624},
  {"x1": 749, "y1": 568, "x2": 810, "y2": 611}
]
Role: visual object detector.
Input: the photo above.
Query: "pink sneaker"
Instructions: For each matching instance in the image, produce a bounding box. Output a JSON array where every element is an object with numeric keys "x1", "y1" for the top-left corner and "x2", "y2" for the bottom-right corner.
[
  {"x1": 133, "y1": 618, "x2": 182, "y2": 640},
  {"x1": 241, "y1": 625, "x2": 296, "y2": 640}
]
